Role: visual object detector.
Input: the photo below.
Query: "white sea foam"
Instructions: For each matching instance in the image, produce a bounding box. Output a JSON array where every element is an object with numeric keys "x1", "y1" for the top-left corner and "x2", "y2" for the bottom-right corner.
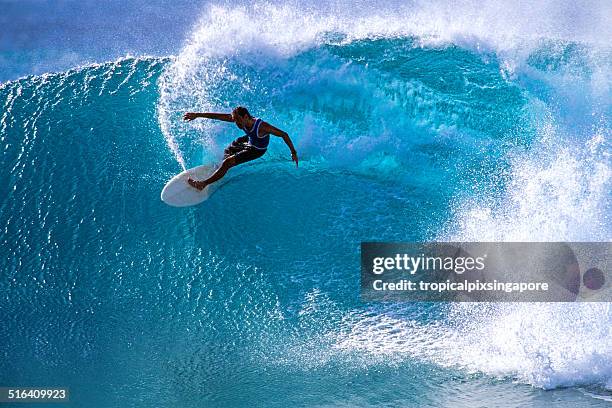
[{"x1": 330, "y1": 303, "x2": 612, "y2": 390}]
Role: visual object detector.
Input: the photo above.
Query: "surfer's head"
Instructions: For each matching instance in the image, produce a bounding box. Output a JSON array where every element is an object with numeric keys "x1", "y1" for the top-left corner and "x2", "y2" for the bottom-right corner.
[{"x1": 232, "y1": 106, "x2": 253, "y2": 130}]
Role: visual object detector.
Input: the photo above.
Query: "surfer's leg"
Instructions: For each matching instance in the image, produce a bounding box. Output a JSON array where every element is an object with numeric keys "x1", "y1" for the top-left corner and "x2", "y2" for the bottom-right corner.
[
  {"x1": 188, "y1": 146, "x2": 265, "y2": 190},
  {"x1": 204, "y1": 157, "x2": 237, "y2": 184},
  {"x1": 232, "y1": 146, "x2": 266, "y2": 166},
  {"x1": 224, "y1": 136, "x2": 249, "y2": 159},
  {"x1": 206, "y1": 146, "x2": 265, "y2": 184}
]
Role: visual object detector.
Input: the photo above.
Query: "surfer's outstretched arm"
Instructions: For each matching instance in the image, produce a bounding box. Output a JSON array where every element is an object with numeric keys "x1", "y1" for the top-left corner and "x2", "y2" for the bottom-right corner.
[
  {"x1": 260, "y1": 122, "x2": 299, "y2": 167},
  {"x1": 183, "y1": 112, "x2": 234, "y2": 122}
]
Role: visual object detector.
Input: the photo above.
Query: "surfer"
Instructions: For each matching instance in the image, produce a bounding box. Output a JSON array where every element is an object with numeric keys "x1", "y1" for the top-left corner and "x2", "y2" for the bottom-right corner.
[{"x1": 183, "y1": 106, "x2": 298, "y2": 190}]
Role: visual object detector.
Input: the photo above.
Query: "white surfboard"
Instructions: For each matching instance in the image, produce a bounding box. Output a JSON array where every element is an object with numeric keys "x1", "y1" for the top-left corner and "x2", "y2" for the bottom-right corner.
[{"x1": 161, "y1": 164, "x2": 220, "y2": 207}]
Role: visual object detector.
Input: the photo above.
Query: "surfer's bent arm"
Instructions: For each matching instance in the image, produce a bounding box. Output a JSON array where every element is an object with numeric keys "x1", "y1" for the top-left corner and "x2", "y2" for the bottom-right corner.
[
  {"x1": 183, "y1": 112, "x2": 233, "y2": 122},
  {"x1": 260, "y1": 122, "x2": 299, "y2": 167}
]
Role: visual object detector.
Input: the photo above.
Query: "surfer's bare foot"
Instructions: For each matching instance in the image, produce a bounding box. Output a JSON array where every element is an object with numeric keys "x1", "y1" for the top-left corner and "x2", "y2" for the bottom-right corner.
[{"x1": 187, "y1": 178, "x2": 207, "y2": 191}]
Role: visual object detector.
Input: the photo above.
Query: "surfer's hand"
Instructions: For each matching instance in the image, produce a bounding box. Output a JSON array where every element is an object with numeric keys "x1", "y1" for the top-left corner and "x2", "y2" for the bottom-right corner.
[
  {"x1": 183, "y1": 112, "x2": 198, "y2": 121},
  {"x1": 187, "y1": 177, "x2": 206, "y2": 190},
  {"x1": 291, "y1": 150, "x2": 299, "y2": 167}
]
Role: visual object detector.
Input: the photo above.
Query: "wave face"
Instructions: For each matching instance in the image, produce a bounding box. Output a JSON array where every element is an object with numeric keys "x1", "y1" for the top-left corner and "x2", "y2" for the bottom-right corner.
[{"x1": 1, "y1": 1, "x2": 611, "y2": 406}]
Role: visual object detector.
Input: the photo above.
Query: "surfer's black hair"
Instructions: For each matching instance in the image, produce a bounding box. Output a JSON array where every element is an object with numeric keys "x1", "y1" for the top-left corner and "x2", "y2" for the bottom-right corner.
[{"x1": 233, "y1": 106, "x2": 251, "y2": 118}]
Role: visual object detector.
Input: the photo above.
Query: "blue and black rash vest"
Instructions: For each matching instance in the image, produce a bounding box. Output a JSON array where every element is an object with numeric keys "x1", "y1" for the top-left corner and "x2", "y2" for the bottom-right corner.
[{"x1": 245, "y1": 118, "x2": 269, "y2": 150}]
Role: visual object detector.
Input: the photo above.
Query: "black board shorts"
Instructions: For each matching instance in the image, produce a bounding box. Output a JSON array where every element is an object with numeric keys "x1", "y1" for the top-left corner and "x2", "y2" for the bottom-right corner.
[{"x1": 224, "y1": 136, "x2": 267, "y2": 165}]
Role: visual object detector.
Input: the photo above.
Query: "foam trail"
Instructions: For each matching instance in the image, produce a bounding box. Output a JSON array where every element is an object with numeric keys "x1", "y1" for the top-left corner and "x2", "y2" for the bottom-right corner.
[{"x1": 157, "y1": 80, "x2": 187, "y2": 171}]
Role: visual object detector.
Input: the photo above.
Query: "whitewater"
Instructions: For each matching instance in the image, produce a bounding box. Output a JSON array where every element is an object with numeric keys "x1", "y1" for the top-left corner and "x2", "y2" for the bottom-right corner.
[{"x1": 1, "y1": 0, "x2": 610, "y2": 406}]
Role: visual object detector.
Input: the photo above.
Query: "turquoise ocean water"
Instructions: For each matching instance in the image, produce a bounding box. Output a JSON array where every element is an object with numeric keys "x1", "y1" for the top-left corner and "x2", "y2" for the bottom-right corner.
[{"x1": 1, "y1": 1, "x2": 611, "y2": 406}]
